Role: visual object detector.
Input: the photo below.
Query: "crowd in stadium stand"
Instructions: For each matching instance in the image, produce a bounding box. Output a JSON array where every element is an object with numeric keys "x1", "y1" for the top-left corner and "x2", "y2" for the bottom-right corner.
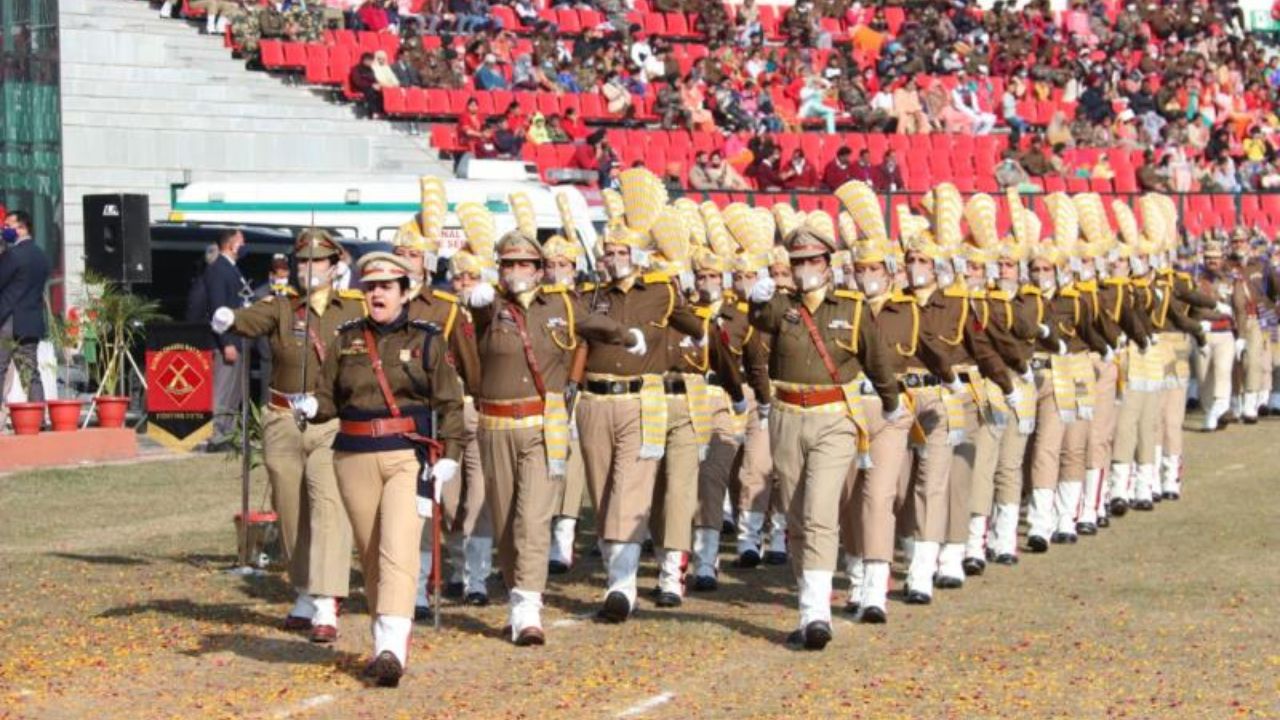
[{"x1": 186, "y1": 0, "x2": 1280, "y2": 195}]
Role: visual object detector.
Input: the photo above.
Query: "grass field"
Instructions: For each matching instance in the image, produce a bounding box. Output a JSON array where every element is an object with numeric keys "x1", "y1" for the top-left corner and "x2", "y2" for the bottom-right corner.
[{"x1": 0, "y1": 422, "x2": 1277, "y2": 719}]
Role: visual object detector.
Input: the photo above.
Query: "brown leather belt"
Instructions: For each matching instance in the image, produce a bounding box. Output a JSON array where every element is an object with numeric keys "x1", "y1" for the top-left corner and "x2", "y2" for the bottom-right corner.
[
  {"x1": 1209, "y1": 319, "x2": 1232, "y2": 332},
  {"x1": 775, "y1": 386, "x2": 845, "y2": 407},
  {"x1": 339, "y1": 417, "x2": 417, "y2": 437},
  {"x1": 478, "y1": 399, "x2": 545, "y2": 418},
  {"x1": 268, "y1": 390, "x2": 293, "y2": 410}
]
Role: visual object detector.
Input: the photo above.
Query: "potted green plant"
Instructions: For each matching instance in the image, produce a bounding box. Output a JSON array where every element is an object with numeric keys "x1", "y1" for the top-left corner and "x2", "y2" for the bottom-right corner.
[
  {"x1": 43, "y1": 304, "x2": 86, "y2": 432},
  {"x1": 83, "y1": 277, "x2": 168, "y2": 428},
  {"x1": 2, "y1": 337, "x2": 44, "y2": 435}
]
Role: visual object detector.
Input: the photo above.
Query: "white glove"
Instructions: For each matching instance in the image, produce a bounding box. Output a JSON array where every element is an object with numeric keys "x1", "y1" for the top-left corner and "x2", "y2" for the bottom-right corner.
[
  {"x1": 1019, "y1": 368, "x2": 1034, "y2": 385},
  {"x1": 885, "y1": 401, "x2": 908, "y2": 423},
  {"x1": 1037, "y1": 323, "x2": 1051, "y2": 339},
  {"x1": 1199, "y1": 320, "x2": 1212, "y2": 335},
  {"x1": 945, "y1": 376, "x2": 966, "y2": 394},
  {"x1": 1017, "y1": 414, "x2": 1036, "y2": 435},
  {"x1": 292, "y1": 394, "x2": 318, "y2": 420},
  {"x1": 1004, "y1": 386, "x2": 1023, "y2": 410},
  {"x1": 749, "y1": 275, "x2": 777, "y2": 304},
  {"x1": 731, "y1": 398, "x2": 748, "y2": 415},
  {"x1": 468, "y1": 281, "x2": 495, "y2": 308},
  {"x1": 431, "y1": 458, "x2": 460, "y2": 503},
  {"x1": 211, "y1": 306, "x2": 235, "y2": 334},
  {"x1": 1215, "y1": 302, "x2": 1233, "y2": 317},
  {"x1": 1056, "y1": 339, "x2": 1068, "y2": 356},
  {"x1": 1235, "y1": 338, "x2": 1246, "y2": 360},
  {"x1": 1078, "y1": 405, "x2": 1094, "y2": 421},
  {"x1": 756, "y1": 402, "x2": 771, "y2": 421},
  {"x1": 1103, "y1": 346, "x2": 1115, "y2": 364},
  {"x1": 626, "y1": 328, "x2": 647, "y2": 356}
]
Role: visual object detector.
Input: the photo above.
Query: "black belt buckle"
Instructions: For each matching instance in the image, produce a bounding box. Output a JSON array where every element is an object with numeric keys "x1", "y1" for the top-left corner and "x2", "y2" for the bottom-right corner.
[
  {"x1": 610, "y1": 381, "x2": 627, "y2": 394},
  {"x1": 664, "y1": 379, "x2": 687, "y2": 395},
  {"x1": 903, "y1": 374, "x2": 921, "y2": 389},
  {"x1": 957, "y1": 371, "x2": 972, "y2": 384}
]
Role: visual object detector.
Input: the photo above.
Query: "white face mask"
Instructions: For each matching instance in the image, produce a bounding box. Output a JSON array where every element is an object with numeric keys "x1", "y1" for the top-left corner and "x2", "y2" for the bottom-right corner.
[
  {"x1": 935, "y1": 264, "x2": 955, "y2": 289},
  {"x1": 1056, "y1": 269, "x2": 1073, "y2": 287},
  {"x1": 795, "y1": 267, "x2": 826, "y2": 292},
  {"x1": 1038, "y1": 276, "x2": 1056, "y2": 294},
  {"x1": 998, "y1": 278, "x2": 1019, "y2": 294},
  {"x1": 1130, "y1": 257, "x2": 1148, "y2": 276},
  {"x1": 699, "y1": 286, "x2": 722, "y2": 303},
  {"x1": 503, "y1": 270, "x2": 537, "y2": 295},
  {"x1": 1078, "y1": 264, "x2": 1096, "y2": 282},
  {"x1": 831, "y1": 266, "x2": 846, "y2": 289},
  {"x1": 910, "y1": 269, "x2": 933, "y2": 289},
  {"x1": 611, "y1": 260, "x2": 633, "y2": 280},
  {"x1": 857, "y1": 274, "x2": 886, "y2": 297}
]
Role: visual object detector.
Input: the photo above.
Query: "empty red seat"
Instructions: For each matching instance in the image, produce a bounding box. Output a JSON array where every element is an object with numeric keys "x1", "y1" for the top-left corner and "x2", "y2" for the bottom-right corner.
[
  {"x1": 260, "y1": 40, "x2": 285, "y2": 69},
  {"x1": 304, "y1": 44, "x2": 331, "y2": 84},
  {"x1": 383, "y1": 87, "x2": 409, "y2": 116},
  {"x1": 666, "y1": 13, "x2": 690, "y2": 36}
]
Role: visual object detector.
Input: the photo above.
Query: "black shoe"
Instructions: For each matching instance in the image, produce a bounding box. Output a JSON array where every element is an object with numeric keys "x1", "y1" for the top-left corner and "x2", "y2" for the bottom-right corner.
[
  {"x1": 735, "y1": 549, "x2": 761, "y2": 568},
  {"x1": 904, "y1": 589, "x2": 932, "y2": 605},
  {"x1": 1186, "y1": 397, "x2": 1201, "y2": 411},
  {"x1": 465, "y1": 592, "x2": 489, "y2": 607},
  {"x1": 1151, "y1": 492, "x2": 1162, "y2": 504},
  {"x1": 934, "y1": 575, "x2": 963, "y2": 590},
  {"x1": 548, "y1": 560, "x2": 570, "y2": 575},
  {"x1": 691, "y1": 575, "x2": 718, "y2": 592},
  {"x1": 596, "y1": 591, "x2": 632, "y2": 623},
  {"x1": 1050, "y1": 532, "x2": 1074, "y2": 545},
  {"x1": 962, "y1": 557, "x2": 986, "y2": 576},
  {"x1": 654, "y1": 591, "x2": 682, "y2": 608},
  {"x1": 1097, "y1": 516, "x2": 1111, "y2": 528},
  {"x1": 1260, "y1": 406, "x2": 1273, "y2": 417},
  {"x1": 362, "y1": 651, "x2": 403, "y2": 688},
  {"x1": 1244, "y1": 415, "x2": 1258, "y2": 425},
  {"x1": 992, "y1": 553, "x2": 1018, "y2": 566},
  {"x1": 843, "y1": 600, "x2": 860, "y2": 615},
  {"x1": 1077, "y1": 522, "x2": 1098, "y2": 536},
  {"x1": 860, "y1": 606, "x2": 887, "y2": 624},
  {"x1": 1109, "y1": 498, "x2": 1129, "y2": 517},
  {"x1": 1163, "y1": 491, "x2": 1180, "y2": 501},
  {"x1": 721, "y1": 520, "x2": 737, "y2": 535},
  {"x1": 444, "y1": 581, "x2": 464, "y2": 600},
  {"x1": 1133, "y1": 499, "x2": 1154, "y2": 511},
  {"x1": 763, "y1": 550, "x2": 788, "y2": 565},
  {"x1": 1027, "y1": 536, "x2": 1049, "y2": 553},
  {"x1": 641, "y1": 539, "x2": 655, "y2": 554},
  {"x1": 786, "y1": 621, "x2": 832, "y2": 650},
  {"x1": 413, "y1": 605, "x2": 432, "y2": 622}
]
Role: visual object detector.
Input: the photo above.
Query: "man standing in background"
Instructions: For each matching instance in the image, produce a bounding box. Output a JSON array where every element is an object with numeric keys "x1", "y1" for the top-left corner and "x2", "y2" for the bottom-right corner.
[
  {"x1": 203, "y1": 228, "x2": 250, "y2": 451},
  {"x1": 0, "y1": 210, "x2": 51, "y2": 427}
]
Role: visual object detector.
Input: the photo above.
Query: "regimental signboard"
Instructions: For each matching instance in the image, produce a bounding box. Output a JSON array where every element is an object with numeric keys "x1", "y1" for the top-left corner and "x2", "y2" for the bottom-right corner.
[{"x1": 145, "y1": 323, "x2": 215, "y2": 451}]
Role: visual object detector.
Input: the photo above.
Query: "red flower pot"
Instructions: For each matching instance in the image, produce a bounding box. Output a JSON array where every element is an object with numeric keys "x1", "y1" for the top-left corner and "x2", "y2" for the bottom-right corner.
[
  {"x1": 47, "y1": 399, "x2": 85, "y2": 432},
  {"x1": 95, "y1": 396, "x2": 130, "y2": 429},
  {"x1": 9, "y1": 402, "x2": 45, "y2": 435}
]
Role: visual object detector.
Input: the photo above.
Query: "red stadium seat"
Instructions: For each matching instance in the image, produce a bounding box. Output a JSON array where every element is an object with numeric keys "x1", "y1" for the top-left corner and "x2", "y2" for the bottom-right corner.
[
  {"x1": 260, "y1": 40, "x2": 285, "y2": 70},
  {"x1": 383, "y1": 87, "x2": 409, "y2": 116}
]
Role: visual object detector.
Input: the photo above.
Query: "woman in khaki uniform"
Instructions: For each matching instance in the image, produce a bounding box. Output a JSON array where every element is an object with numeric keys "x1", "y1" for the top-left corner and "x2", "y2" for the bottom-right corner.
[{"x1": 310, "y1": 252, "x2": 465, "y2": 688}]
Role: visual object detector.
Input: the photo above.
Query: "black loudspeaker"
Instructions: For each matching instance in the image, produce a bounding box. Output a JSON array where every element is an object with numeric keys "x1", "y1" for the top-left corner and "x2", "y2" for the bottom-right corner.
[{"x1": 84, "y1": 194, "x2": 152, "y2": 283}]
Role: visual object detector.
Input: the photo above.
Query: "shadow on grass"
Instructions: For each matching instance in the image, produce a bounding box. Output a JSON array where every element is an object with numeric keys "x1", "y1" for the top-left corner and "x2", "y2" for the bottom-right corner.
[
  {"x1": 182, "y1": 632, "x2": 367, "y2": 678},
  {"x1": 48, "y1": 552, "x2": 150, "y2": 566},
  {"x1": 97, "y1": 598, "x2": 285, "y2": 632}
]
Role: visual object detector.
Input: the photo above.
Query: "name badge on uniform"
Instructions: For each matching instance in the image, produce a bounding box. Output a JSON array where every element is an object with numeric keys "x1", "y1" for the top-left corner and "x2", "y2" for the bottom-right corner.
[
  {"x1": 827, "y1": 319, "x2": 852, "y2": 331},
  {"x1": 497, "y1": 309, "x2": 516, "y2": 326},
  {"x1": 595, "y1": 301, "x2": 611, "y2": 314},
  {"x1": 292, "y1": 319, "x2": 307, "y2": 337},
  {"x1": 784, "y1": 309, "x2": 800, "y2": 324},
  {"x1": 679, "y1": 335, "x2": 697, "y2": 349},
  {"x1": 546, "y1": 317, "x2": 568, "y2": 329},
  {"x1": 399, "y1": 348, "x2": 412, "y2": 363},
  {"x1": 340, "y1": 337, "x2": 367, "y2": 356}
]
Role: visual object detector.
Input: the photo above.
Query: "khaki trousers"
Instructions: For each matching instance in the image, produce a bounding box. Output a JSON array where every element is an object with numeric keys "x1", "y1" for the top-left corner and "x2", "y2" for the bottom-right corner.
[
  {"x1": 839, "y1": 395, "x2": 913, "y2": 563},
  {"x1": 334, "y1": 449, "x2": 424, "y2": 618},
  {"x1": 907, "y1": 389, "x2": 952, "y2": 542},
  {"x1": 421, "y1": 401, "x2": 491, "y2": 550},
  {"x1": 944, "y1": 395, "x2": 979, "y2": 544},
  {"x1": 262, "y1": 410, "x2": 352, "y2": 598},
  {"x1": 770, "y1": 405, "x2": 858, "y2": 576},
  {"x1": 1243, "y1": 318, "x2": 1268, "y2": 394},
  {"x1": 554, "y1": 433, "x2": 588, "y2": 518},
  {"x1": 1112, "y1": 388, "x2": 1159, "y2": 466},
  {"x1": 1160, "y1": 332, "x2": 1192, "y2": 454},
  {"x1": 576, "y1": 393, "x2": 660, "y2": 543},
  {"x1": 479, "y1": 425, "x2": 560, "y2": 594},
  {"x1": 650, "y1": 396, "x2": 699, "y2": 552},
  {"x1": 969, "y1": 417, "x2": 1029, "y2": 515},
  {"x1": 1029, "y1": 369, "x2": 1087, "y2": 490},
  {"x1": 733, "y1": 388, "x2": 774, "y2": 516},
  {"x1": 1197, "y1": 331, "x2": 1235, "y2": 409},
  {"x1": 1087, "y1": 356, "x2": 1118, "y2": 471},
  {"x1": 696, "y1": 391, "x2": 743, "y2": 529}
]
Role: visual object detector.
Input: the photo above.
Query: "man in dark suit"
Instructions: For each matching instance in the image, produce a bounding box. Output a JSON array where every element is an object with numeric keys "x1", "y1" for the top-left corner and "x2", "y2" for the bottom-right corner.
[
  {"x1": 0, "y1": 210, "x2": 50, "y2": 416},
  {"x1": 202, "y1": 228, "x2": 250, "y2": 451}
]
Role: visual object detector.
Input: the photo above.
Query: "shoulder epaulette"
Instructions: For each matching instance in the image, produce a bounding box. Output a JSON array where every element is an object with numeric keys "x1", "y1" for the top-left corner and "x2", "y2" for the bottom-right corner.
[
  {"x1": 693, "y1": 306, "x2": 714, "y2": 319},
  {"x1": 338, "y1": 288, "x2": 364, "y2": 299},
  {"x1": 987, "y1": 289, "x2": 1011, "y2": 301},
  {"x1": 735, "y1": 301, "x2": 749, "y2": 314},
  {"x1": 833, "y1": 288, "x2": 865, "y2": 300},
  {"x1": 282, "y1": 287, "x2": 300, "y2": 297},
  {"x1": 256, "y1": 294, "x2": 277, "y2": 304},
  {"x1": 942, "y1": 286, "x2": 969, "y2": 299},
  {"x1": 539, "y1": 285, "x2": 568, "y2": 295},
  {"x1": 409, "y1": 319, "x2": 443, "y2": 334},
  {"x1": 431, "y1": 288, "x2": 459, "y2": 303},
  {"x1": 579, "y1": 282, "x2": 597, "y2": 293},
  {"x1": 336, "y1": 317, "x2": 363, "y2": 332},
  {"x1": 1019, "y1": 284, "x2": 1041, "y2": 296},
  {"x1": 642, "y1": 271, "x2": 670, "y2": 284},
  {"x1": 1175, "y1": 271, "x2": 1192, "y2": 282}
]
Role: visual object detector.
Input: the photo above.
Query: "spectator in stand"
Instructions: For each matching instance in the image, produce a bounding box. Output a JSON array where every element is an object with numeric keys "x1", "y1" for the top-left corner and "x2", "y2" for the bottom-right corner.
[
  {"x1": 995, "y1": 151, "x2": 1032, "y2": 190},
  {"x1": 1208, "y1": 156, "x2": 1242, "y2": 193},
  {"x1": 527, "y1": 114, "x2": 552, "y2": 145},
  {"x1": 690, "y1": 150, "x2": 751, "y2": 190},
  {"x1": 780, "y1": 149, "x2": 818, "y2": 190},
  {"x1": 798, "y1": 75, "x2": 837, "y2": 134},
  {"x1": 874, "y1": 149, "x2": 905, "y2": 192},
  {"x1": 821, "y1": 146, "x2": 857, "y2": 190},
  {"x1": 663, "y1": 163, "x2": 684, "y2": 193},
  {"x1": 951, "y1": 73, "x2": 995, "y2": 135},
  {"x1": 1091, "y1": 155, "x2": 1115, "y2": 181},
  {"x1": 475, "y1": 54, "x2": 507, "y2": 90},
  {"x1": 736, "y1": 0, "x2": 762, "y2": 45},
  {"x1": 371, "y1": 50, "x2": 400, "y2": 90},
  {"x1": 355, "y1": 0, "x2": 389, "y2": 31},
  {"x1": 597, "y1": 140, "x2": 620, "y2": 188},
  {"x1": 493, "y1": 116, "x2": 524, "y2": 158},
  {"x1": 1002, "y1": 80, "x2": 1029, "y2": 147},
  {"x1": 513, "y1": 0, "x2": 537, "y2": 27},
  {"x1": 850, "y1": 149, "x2": 875, "y2": 183},
  {"x1": 390, "y1": 49, "x2": 421, "y2": 87},
  {"x1": 602, "y1": 71, "x2": 633, "y2": 118},
  {"x1": 561, "y1": 107, "x2": 586, "y2": 142},
  {"x1": 749, "y1": 144, "x2": 785, "y2": 190},
  {"x1": 1021, "y1": 137, "x2": 1057, "y2": 177},
  {"x1": 544, "y1": 114, "x2": 570, "y2": 144},
  {"x1": 349, "y1": 52, "x2": 384, "y2": 118},
  {"x1": 680, "y1": 78, "x2": 716, "y2": 133},
  {"x1": 892, "y1": 76, "x2": 929, "y2": 135},
  {"x1": 1137, "y1": 150, "x2": 1172, "y2": 192},
  {"x1": 457, "y1": 97, "x2": 485, "y2": 154}
]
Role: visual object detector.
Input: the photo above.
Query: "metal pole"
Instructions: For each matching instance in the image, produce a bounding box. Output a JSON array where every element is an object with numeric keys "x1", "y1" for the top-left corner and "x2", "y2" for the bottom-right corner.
[{"x1": 238, "y1": 338, "x2": 252, "y2": 568}]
